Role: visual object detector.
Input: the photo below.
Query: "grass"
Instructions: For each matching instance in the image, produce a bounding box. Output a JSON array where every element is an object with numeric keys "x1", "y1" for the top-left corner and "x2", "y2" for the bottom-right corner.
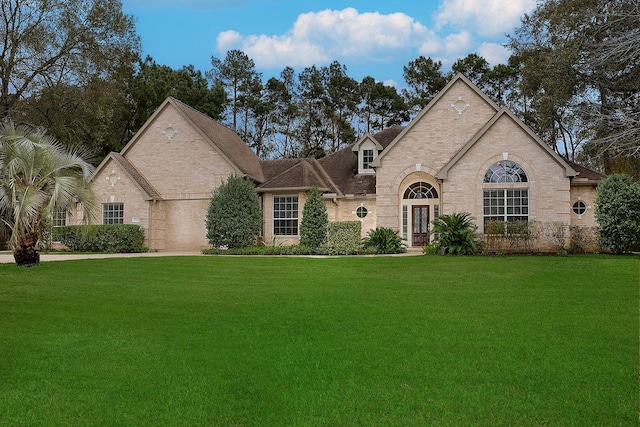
[{"x1": 0, "y1": 254, "x2": 638, "y2": 426}]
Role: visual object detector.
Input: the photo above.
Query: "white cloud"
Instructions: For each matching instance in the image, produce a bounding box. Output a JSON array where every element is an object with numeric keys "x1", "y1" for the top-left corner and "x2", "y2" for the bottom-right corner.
[
  {"x1": 216, "y1": 8, "x2": 438, "y2": 69},
  {"x1": 214, "y1": 6, "x2": 527, "y2": 74},
  {"x1": 435, "y1": 0, "x2": 536, "y2": 38},
  {"x1": 477, "y1": 42, "x2": 511, "y2": 66}
]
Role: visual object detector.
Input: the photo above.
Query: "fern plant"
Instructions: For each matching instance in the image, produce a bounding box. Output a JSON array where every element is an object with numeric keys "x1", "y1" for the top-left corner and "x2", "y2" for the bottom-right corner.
[
  {"x1": 362, "y1": 227, "x2": 406, "y2": 254},
  {"x1": 430, "y1": 212, "x2": 483, "y2": 255}
]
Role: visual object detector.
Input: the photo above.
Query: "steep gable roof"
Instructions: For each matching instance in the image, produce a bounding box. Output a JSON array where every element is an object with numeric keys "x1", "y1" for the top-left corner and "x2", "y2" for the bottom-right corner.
[
  {"x1": 258, "y1": 126, "x2": 404, "y2": 196},
  {"x1": 371, "y1": 74, "x2": 498, "y2": 168},
  {"x1": 257, "y1": 158, "x2": 339, "y2": 193},
  {"x1": 436, "y1": 107, "x2": 577, "y2": 179},
  {"x1": 121, "y1": 97, "x2": 264, "y2": 182},
  {"x1": 92, "y1": 152, "x2": 162, "y2": 201}
]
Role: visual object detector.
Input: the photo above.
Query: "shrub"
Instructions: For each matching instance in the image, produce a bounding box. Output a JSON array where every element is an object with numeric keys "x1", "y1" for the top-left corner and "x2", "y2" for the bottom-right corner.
[
  {"x1": 300, "y1": 186, "x2": 328, "y2": 250},
  {"x1": 58, "y1": 224, "x2": 145, "y2": 253},
  {"x1": 205, "y1": 174, "x2": 262, "y2": 249},
  {"x1": 483, "y1": 220, "x2": 541, "y2": 254},
  {"x1": 542, "y1": 221, "x2": 568, "y2": 255},
  {"x1": 595, "y1": 173, "x2": 640, "y2": 253},
  {"x1": 569, "y1": 226, "x2": 598, "y2": 254},
  {"x1": 323, "y1": 221, "x2": 362, "y2": 255},
  {"x1": 362, "y1": 227, "x2": 406, "y2": 254},
  {"x1": 430, "y1": 212, "x2": 483, "y2": 255}
]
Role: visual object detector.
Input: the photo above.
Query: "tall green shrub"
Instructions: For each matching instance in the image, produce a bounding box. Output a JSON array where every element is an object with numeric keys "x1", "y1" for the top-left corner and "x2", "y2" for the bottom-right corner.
[
  {"x1": 205, "y1": 175, "x2": 262, "y2": 249},
  {"x1": 299, "y1": 186, "x2": 328, "y2": 250},
  {"x1": 595, "y1": 173, "x2": 640, "y2": 253}
]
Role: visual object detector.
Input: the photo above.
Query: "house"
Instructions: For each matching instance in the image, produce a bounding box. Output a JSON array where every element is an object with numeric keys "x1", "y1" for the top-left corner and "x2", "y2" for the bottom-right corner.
[{"x1": 70, "y1": 73, "x2": 603, "y2": 251}]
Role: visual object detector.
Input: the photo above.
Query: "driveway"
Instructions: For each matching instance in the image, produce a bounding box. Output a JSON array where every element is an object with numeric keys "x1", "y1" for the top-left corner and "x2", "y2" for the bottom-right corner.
[{"x1": 0, "y1": 251, "x2": 204, "y2": 264}]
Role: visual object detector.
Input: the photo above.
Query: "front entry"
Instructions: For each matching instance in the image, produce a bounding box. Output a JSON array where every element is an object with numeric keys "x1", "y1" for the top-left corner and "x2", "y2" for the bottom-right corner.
[{"x1": 412, "y1": 205, "x2": 430, "y2": 246}]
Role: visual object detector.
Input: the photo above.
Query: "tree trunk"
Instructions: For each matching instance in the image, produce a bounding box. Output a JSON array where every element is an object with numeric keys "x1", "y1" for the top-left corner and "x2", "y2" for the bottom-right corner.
[{"x1": 13, "y1": 232, "x2": 41, "y2": 267}]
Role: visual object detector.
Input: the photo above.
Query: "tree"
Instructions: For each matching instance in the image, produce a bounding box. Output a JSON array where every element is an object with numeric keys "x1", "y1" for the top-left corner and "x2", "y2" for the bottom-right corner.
[
  {"x1": 594, "y1": 174, "x2": 640, "y2": 254},
  {"x1": 208, "y1": 50, "x2": 261, "y2": 131},
  {"x1": 580, "y1": 1, "x2": 640, "y2": 162},
  {"x1": 0, "y1": 0, "x2": 140, "y2": 120},
  {"x1": 263, "y1": 68, "x2": 301, "y2": 158},
  {"x1": 205, "y1": 175, "x2": 262, "y2": 249},
  {"x1": 451, "y1": 53, "x2": 490, "y2": 88},
  {"x1": 323, "y1": 61, "x2": 358, "y2": 153},
  {"x1": 17, "y1": 77, "x2": 134, "y2": 161},
  {"x1": 0, "y1": 120, "x2": 96, "y2": 266},
  {"x1": 297, "y1": 65, "x2": 330, "y2": 158},
  {"x1": 299, "y1": 186, "x2": 328, "y2": 250},
  {"x1": 130, "y1": 57, "x2": 227, "y2": 133},
  {"x1": 507, "y1": 0, "x2": 640, "y2": 167},
  {"x1": 357, "y1": 76, "x2": 408, "y2": 134},
  {"x1": 402, "y1": 56, "x2": 449, "y2": 114}
]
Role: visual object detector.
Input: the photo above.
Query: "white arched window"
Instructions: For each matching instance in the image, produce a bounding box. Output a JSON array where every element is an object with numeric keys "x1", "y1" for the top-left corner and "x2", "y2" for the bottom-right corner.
[
  {"x1": 403, "y1": 182, "x2": 438, "y2": 199},
  {"x1": 482, "y1": 161, "x2": 529, "y2": 228}
]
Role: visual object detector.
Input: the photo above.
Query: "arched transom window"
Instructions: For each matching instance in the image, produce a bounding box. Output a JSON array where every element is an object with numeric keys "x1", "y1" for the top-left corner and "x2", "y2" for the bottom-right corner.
[
  {"x1": 484, "y1": 161, "x2": 528, "y2": 183},
  {"x1": 403, "y1": 182, "x2": 438, "y2": 199},
  {"x1": 482, "y1": 161, "x2": 529, "y2": 229}
]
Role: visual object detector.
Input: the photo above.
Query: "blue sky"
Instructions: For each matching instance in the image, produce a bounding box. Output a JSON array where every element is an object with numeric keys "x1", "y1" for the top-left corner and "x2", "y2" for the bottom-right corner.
[{"x1": 120, "y1": 0, "x2": 537, "y2": 88}]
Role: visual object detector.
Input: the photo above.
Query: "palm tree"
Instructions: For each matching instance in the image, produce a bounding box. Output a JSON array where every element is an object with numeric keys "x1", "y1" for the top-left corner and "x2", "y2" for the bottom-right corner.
[{"x1": 0, "y1": 120, "x2": 96, "y2": 266}]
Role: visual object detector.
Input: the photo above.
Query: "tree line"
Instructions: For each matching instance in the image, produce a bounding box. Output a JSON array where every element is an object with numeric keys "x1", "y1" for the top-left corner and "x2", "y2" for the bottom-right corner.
[{"x1": 1, "y1": 0, "x2": 638, "y2": 176}]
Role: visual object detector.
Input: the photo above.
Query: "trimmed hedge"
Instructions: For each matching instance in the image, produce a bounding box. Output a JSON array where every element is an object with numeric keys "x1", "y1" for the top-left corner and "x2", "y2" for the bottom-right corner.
[
  {"x1": 58, "y1": 224, "x2": 146, "y2": 253},
  {"x1": 322, "y1": 221, "x2": 362, "y2": 255}
]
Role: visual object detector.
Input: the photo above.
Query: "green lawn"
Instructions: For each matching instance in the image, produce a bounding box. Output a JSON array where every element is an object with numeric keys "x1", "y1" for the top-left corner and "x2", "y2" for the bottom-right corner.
[{"x1": 1, "y1": 255, "x2": 638, "y2": 426}]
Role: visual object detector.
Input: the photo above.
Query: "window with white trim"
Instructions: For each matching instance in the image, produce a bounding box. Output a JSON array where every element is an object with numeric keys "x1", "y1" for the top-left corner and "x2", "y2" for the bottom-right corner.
[
  {"x1": 483, "y1": 161, "x2": 529, "y2": 229},
  {"x1": 52, "y1": 207, "x2": 67, "y2": 241},
  {"x1": 483, "y1": 189, "x2": 529, "y2": 227},
  {"x1": 362, "y1": 149, "x2": 374, "y2": 170},
  {"x1": 52, "y1": 207, "x2": 66, "y2": 228},
  {"x1": 403, "y1": 182, "x2": 438, "y2": 199},
  {"x1": 103, "y1": 203, "x2": 124, "y2": 224},
  {"x1": 484, "y1": 161, "x2": 528, "y2": 183},
  {"x1": 273, "y1": 196, "x2": 298, "y2": 235}
]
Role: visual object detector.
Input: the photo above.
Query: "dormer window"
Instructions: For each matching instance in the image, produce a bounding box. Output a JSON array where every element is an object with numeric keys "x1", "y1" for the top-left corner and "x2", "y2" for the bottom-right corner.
[
  {"x1": 352, "y1": 134, "x2": 382, "y2": 174},
  {"x1": 363, "y1": 149, "x2": 374, "y2": 170}
]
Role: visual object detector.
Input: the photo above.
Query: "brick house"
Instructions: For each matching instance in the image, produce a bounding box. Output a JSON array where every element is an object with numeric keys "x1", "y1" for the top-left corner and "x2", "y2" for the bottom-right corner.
[{"x1": 70, "y1": 73, "x2": 603, "y2": 251}]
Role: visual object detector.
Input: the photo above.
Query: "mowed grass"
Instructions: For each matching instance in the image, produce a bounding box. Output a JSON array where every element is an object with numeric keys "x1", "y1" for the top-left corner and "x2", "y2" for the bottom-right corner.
[{"x1": 0, "y1": 255, "x2": 637, "y2": 426}]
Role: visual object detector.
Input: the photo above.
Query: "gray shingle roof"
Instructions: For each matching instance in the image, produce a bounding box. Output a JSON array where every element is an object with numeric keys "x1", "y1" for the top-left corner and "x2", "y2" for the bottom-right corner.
[
  {"x1": 169, "y1": 98, "x2": 265, "y2": 182},
  {"x1": 258, "y1": 126, "x2": 405, "y2": 195}
]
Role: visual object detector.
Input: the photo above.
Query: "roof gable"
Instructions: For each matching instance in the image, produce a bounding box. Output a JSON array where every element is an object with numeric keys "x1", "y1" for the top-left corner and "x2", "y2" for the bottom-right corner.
[
  {"x1": 371, "y1": 73, "x2": 499, "y2": 167},
  {"x1": 436, "y1": 108, "x2": 577, "y2": 179},
  {"x1": 257, "y1": 158, "x2": 339, "y2": 193},
  {"x1": 92, "y1": 153, "x2": 162, "y2": 201},
  {"x1": 121, "y1": 97, "x2": 264, "y2": 182},
  {"x1": 351, "y1": 133, "x2": 383, "y2": 152}
]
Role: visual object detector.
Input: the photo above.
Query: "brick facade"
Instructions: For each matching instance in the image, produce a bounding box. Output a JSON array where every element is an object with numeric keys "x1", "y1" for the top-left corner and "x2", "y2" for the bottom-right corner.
[{"x1": 72, "y1": 75, "x2": 601, "y2": 252}]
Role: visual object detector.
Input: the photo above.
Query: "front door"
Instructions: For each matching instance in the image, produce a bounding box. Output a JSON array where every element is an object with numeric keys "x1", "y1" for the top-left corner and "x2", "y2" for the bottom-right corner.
[{"x1": 412, "y1": 205, "x2": 430, "y2": 246}]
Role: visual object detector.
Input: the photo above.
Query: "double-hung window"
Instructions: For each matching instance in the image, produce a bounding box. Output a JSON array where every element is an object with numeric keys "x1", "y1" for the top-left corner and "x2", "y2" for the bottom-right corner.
[
  {"x1": 362, "y1": 149, "x2": 374, "y2": 170},
  {"x1": 52, "y1": 207, "x2": 67, "y2": 241},
  {"x1": 273, "y1": 196, "x2": 298, "y2": 235}
]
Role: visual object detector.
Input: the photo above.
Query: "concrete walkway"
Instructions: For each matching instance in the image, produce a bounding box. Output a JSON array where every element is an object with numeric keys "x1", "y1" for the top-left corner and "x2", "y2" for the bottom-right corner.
[
  {"x1": 0, "y1": 251, "x2": 204, "y2": 264},
  {"x1": 0, "y1": 248, "x2": 424, "y2": 264}
]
